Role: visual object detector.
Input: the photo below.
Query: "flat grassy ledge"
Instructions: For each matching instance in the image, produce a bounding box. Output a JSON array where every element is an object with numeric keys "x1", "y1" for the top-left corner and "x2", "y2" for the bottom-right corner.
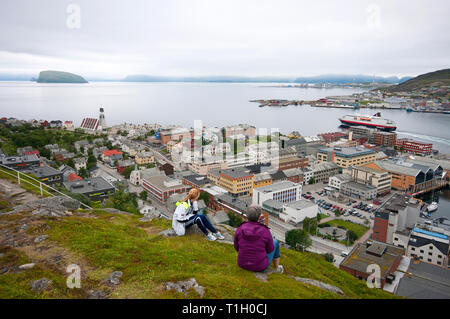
[{"x1": 0, "y1": 210, "x2": 396, "y2": 299}]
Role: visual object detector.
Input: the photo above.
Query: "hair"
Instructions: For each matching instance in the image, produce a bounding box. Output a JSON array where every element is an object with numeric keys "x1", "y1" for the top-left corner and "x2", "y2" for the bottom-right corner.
[
  {"x1": 183, "y1": 188, "x2": 201, "y2": 202},
  {"x1": 247, "y1": 205, "x2": 262, "y2": 222}
]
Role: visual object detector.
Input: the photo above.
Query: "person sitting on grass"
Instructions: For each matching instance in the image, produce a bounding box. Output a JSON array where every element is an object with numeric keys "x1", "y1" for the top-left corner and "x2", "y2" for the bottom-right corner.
[
  {"x1": 233, "y1": 205, "x2": 283, "y2": 273},
  {"x1": 172, "y1": 188, "x2": 225, "y2": 241}
]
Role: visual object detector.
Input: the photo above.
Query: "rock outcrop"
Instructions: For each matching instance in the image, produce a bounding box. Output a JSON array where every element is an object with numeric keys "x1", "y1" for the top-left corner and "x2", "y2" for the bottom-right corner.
[{"x1": 8, "y1": 196, "x2": 80, "y2": 217}]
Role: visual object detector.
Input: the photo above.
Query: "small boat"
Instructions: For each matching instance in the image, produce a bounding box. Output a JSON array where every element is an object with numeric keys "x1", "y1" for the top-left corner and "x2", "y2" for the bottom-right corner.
[
  {"x1": 406, "y1": 108, "x2": 413, "y2": 112},
  {"x1": 427, "y1": 202, "x2": 438, "y2": 212}
]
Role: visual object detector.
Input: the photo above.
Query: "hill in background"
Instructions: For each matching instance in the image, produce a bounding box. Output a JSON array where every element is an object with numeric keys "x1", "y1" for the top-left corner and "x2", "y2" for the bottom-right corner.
[
  {"x1": 36, "y1": 70, "x2": 88, "y2": 84},
  {"x1": 382, "y1": 68, "x2": 450, "y2": 92}
]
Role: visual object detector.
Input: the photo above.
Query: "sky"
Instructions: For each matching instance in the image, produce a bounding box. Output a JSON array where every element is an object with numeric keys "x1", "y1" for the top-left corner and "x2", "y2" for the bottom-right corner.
[{"x1": 0, "y1": 0, "x2": 449, "y2": 79}]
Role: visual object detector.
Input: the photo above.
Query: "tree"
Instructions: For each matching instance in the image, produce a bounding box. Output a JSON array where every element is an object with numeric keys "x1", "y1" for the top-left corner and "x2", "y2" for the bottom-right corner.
[
  {"x1": 302, "y1": 217, "x2": 317, "y2": 234},
  {"x1": 66, "y1": 158, "x2": 75, "y2": 169},
  {"x1": 323, "y1": 253, "x2": 334, "y2": 263},
  {"x1": 104, "y1": 185, "x2": 139, "y2": 214},
  {"x1": 227, "y1": 212, "x2": 243, "y2": 228},
  {"x1": 121, "y1": 166, "x2": 135, "y2": 179},
  {"x1": 78, "y1": 167, "x2": 89, "y2": 179},
  {"x1": 347, "y1": 230, "x2": 358, "y2": 243},
  {"x1": 86, "y1": 153, "x2": 97, "y2": 171},
  {"x1": 139, "y1": 190, "x2": 148, "y2": 201},
  {"x1": 308, "y1": 177, "x2": 315, "y2": 185},
  {"x1": 198, "y1": 191, "x2": 210, "y2": 207},
  {"x1": 286, "y1": 229, "x2": 312, "y2": 252}
]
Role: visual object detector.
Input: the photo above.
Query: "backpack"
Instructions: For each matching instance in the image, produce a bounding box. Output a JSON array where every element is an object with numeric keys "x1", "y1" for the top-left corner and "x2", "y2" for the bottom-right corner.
[{"x1": 172, "y1": 200, "x2": 191, "y2": 236}]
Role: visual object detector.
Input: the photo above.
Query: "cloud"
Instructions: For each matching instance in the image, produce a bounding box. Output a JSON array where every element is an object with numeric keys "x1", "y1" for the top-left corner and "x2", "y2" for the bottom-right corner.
[{"x1": 0, "y1": 0, "x2": 449, "y2": 78}]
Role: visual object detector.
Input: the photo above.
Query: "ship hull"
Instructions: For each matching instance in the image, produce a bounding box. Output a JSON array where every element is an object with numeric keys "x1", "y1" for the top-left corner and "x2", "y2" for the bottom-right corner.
[{"x1": 339, "y1": 119, "x2": 397, "y2": 131}]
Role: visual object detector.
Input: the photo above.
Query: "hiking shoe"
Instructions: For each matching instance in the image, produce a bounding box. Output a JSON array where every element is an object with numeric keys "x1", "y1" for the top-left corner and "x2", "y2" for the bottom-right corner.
[
  {"x1": 277, "y1": 265, "x2": 284, "y2": 274},
  {"x1": 206, "y1": 233, "x2": 217, "y2": 241},
  {"x1": 213, "y1": 232, "x2": 225, "y2": 240}
]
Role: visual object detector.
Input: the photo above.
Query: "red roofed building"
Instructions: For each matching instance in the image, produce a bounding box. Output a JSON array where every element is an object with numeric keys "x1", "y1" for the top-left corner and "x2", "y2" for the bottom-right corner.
[
  {"x1": 67, "y1": 173, "x2": 83, "y2": 182},
  {"x1": 102, "y1": 149, "x2": 123, "y2": 162},
  {"x1": 24, "y1": 150, "x2": 40, "y2": 157}
]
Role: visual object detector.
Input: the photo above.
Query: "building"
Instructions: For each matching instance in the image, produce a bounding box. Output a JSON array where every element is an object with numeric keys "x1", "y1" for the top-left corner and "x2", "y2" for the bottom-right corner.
[
  {"x1": 134, "y1": 152, "x2": 155, "y2": 165},
  {"x1": 317, "y1": 146, "x2": 376, "y2": 168},
  {"x1": 74, "y1": 157, "x2": 87, "y2": 171},
  {"x1": 253, "y1": 172, "x2": 273, "y2": 189},
  {"x1": 349, "y1": 166, "x2": 392, "y2": 195},
  {"x1": 373, "y1": 132, "x2": 397, "y2": 147},
  {"x1": 278, "y1": 156, "x2": 308, "y2": 170},
  {"x1": 160, "y1": 127, "x2": 193, "y2": 145},
  {"x1": 282, "y1": 168, "x2": 303, "y2": 184},
  {"x1": 406, "y1": 224, "x2": 449, "y2": 267},
  {"x1": 318, "y1": 132, "x2": 348, "y2": 144},
  {"x1": 328, "y1": 173, "x2": 352, "y2": 190},
  {"x1": 28, "y1": 165, "x2": 63, "y2": 186},
  {"x1": 80, "y1": 118, "x2": 100, "y2": 132},
  {"x1": 98, "y1": 107, "x2": 106, "y2": 130},
  {"x1": 182, "y1": 174, "x2": 211, "y2": 188},
  {"x1": 214, "y1": 193, "x2": 268, "y2": 226},
  {"x1": 366, "y1": 159, "x2": 443, "y2": 194},
  {"x1": 301, "y1": 168, "x2": 314, "y2": 184},
  {"x1": 340, "y1": 181, "x2": 377, "y2": 200},
  {"x1": 102, "y1": 150, "x2": 123, "y2": 163},
  {"x1": 218, "y1": 167, "x2": 254, "y2": 197},
  {"x1": 373, "y1": 194, "x2": 421, "y2": 244},
  {"x1": 188, "y1": 160, "x2": 228, "y2": 176},
  {"x1": 64, "y1": 121, "x2": 74, "y2": 130},
  {"x1": 141, "y1": 174, "x2": 188, "y2": 202},
  {"x1": 63, "y1": 177, "x2": 115, "y2": 203},
  {"x1": 116, "y1": 159, "x2": 134, "y2": 174},
  {"x1": 0, "y1": 154, "x2": 41, "y2": 171},
  {"x1": 252, "y1": 181, "x2": 302, "y2": 206},
  {"x1": 395, "y1": 139, "x2": 433, "y2": 156},
  {"x1": 339, "y1": 241, "x2": 404, "y2": 289},
  {"x1": 312, "y1": 161, "x2": 339, "y2": 183},
  {"x1": 279, "y1": 200, "x2": 318, "y2": 225},
  {"x1": 157, "y1": 161, "x2": 174, "y2": 176}
]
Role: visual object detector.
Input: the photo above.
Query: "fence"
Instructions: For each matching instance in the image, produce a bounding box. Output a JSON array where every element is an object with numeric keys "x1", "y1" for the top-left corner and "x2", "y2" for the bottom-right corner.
[{"x1": 0, "y1": 163, "x2": 92, "y2": 210}]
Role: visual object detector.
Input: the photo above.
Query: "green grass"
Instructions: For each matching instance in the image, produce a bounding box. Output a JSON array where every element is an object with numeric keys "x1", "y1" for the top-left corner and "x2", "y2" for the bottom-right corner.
[
  {"x1": 320, "y1": 219, "x2": 369, "y2": 240},
  {"x1": 0, "y1": 210, "x2": 394, "y2": 299}
]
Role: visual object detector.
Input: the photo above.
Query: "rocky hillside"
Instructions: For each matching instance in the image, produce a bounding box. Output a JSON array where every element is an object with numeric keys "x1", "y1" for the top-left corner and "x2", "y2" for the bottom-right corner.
[
  {"x1": 382, "y1": 68, "x2": 450, "y2": 92},
  {"x1": 36, "y1": 70, "x2": 88, "y2": 83},
  {"x1": 0, "y1": 180, "x2": 396, "y2": 299}
]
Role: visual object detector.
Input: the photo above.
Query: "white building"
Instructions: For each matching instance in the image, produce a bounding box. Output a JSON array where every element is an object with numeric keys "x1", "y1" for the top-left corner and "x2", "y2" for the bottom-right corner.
[
  {"x1": 252, "y1": 181, "x2": 302, "y2": 206},
  {"x1": 406, "y1": 224, "x2": 449, "y2": 267},
  {"x1": 328, "y1": 173, "x2": 352, "y2": 190},
  {"x1": 279, "y1": 200, "x2": 319, "y2": 224}
]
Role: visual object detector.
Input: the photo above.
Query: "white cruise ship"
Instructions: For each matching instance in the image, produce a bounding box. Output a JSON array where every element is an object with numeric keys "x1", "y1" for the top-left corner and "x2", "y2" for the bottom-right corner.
[{"x1": 339, "y1": 113, "x2": 397, "y2": 131}]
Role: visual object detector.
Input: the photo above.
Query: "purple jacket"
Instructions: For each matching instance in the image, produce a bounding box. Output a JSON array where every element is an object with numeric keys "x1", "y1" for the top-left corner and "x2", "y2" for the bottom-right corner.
[{"x1": 234, "y1": 222, "x2": 274, "y2": 272}]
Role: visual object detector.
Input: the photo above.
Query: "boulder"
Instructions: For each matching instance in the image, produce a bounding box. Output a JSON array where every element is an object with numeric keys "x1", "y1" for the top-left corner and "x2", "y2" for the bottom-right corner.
[
  {"x1": 19, "y1": 263, "x2": 35, "y2": 270},
  {"x1": 165, "y1": 278, "x2": 205, "y2": 298},
  {"x1": 12, "y1": 196, "x2": 80, "y2": 217},
  {"x1": 159, "y1": 229, "x2": 177, "y2": 237},
  {"x1": 30, "y1": 278, "x2": 52, "y2": 292},
  {"x1": 108, "y1": 271, "x2": 123, "y2": 285},
  {"x1": 87, "y1": 290, "x2": 109, "y2": 299},
  {"x1": 34, "y1": 235, "x2": 48, "y2": 243}
]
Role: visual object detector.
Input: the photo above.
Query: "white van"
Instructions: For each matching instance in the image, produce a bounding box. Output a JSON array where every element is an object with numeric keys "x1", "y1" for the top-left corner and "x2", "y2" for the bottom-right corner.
[{"x1": 341, "y1": 251, "x2": 349, "y2": 257}]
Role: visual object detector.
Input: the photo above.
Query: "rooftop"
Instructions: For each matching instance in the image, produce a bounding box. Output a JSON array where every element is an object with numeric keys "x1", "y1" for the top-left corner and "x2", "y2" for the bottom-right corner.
[
  {"x1": 341, "y1": 241, "x2": 404, "y2": 279},
  {"x1": 254, "y1": 181, "x2": 299, "y2": 193},
  {"x1": 219, "y1": 167, "x2": 253, "y2": 179},
  {"x1": 63, "y1": 177, "x2": 115, "y2": 194},
  {"x1": 341, "y1": 181, "x2": 376, "y2": 192},
  {"x1": 318, "y1": 146, "x2": 375, "y2": 158},
  {"x1": 285, "y1": 200, "x2": 316, "y2": 210},
  {"x1": 28, "y1": 165, "x2": 61, "y2": 178}
]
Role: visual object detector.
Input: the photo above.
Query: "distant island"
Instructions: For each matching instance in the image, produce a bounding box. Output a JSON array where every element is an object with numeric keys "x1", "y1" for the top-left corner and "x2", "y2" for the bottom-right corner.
[{"x1": 36, "y1": 70, "x2": 88, "y2": 83}]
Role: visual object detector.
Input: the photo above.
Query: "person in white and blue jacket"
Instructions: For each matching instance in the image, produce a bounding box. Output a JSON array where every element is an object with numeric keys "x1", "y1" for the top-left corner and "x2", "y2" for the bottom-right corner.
[{"x1": 172, "y1": 188, "x2": 225, "y2": 241}]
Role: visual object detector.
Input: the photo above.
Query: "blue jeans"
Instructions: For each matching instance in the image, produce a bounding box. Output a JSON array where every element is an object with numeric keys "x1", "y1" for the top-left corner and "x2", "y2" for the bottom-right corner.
[
  {"x1": 266, "y1": 238, "x2": 281, "y2": 269},
  {"x1": 184, "y1": 214, "x2": 217, "y2": 235}
]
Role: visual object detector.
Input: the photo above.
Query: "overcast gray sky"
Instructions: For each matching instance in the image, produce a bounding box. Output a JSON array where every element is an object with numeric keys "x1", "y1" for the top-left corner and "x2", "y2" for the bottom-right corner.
[{"x1": 1, "y1": 0, "x2": 449, "y2": 79}]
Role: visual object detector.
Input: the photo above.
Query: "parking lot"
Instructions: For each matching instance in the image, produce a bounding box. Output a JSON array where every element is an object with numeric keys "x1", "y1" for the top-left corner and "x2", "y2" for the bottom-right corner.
[{"x1": 302, "y1": 183, "x2": 379, "y2": 228}]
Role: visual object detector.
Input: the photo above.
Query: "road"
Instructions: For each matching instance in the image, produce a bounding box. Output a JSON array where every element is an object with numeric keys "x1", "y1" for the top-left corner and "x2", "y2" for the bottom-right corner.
[{"x1": 267, "y1": 216, "x2": 295, "y2": 242}]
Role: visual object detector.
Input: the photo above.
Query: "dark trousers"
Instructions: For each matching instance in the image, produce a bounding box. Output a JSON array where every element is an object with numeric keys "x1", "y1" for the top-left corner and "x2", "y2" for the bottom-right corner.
[{"x1": 184, "y1": 214, "x2": 217, "y2": 235}]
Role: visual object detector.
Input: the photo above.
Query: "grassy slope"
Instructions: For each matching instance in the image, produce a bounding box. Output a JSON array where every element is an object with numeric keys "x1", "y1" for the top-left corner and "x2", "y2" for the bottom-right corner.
[
  {"x1": 0, "y1": 210, "x2": 395, "y2": 299},
  {"x1": 383, "y1": 68, "x2": 450, "y2": 92}
]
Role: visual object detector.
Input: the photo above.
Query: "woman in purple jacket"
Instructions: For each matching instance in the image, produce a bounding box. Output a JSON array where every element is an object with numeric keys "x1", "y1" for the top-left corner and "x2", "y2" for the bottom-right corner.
[{"x1": 233, "y1": 205, "x2": 284, "y2": 273}]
